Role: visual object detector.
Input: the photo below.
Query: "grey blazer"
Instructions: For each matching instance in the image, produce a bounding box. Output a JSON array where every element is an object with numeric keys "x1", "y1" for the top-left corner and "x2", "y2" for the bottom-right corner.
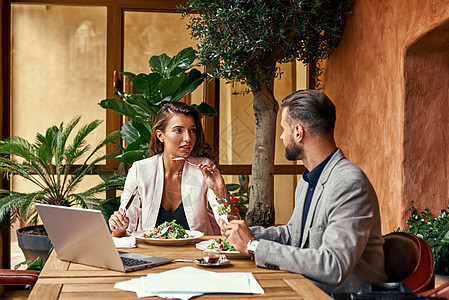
[{"x1": 250, "y1": 149, "x2": 387, "y2": 293}]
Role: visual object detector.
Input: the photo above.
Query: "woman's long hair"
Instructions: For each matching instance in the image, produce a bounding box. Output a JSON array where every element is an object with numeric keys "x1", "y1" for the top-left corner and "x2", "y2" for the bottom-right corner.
[{"x1": 148, "y1": 102, "x2": 215, "y2": 162}]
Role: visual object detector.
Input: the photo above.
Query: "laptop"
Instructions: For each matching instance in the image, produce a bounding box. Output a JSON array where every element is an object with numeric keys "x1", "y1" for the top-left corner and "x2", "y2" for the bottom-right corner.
[{"x1": 35, "y1": 203, "x2": 173, "y2": 272}]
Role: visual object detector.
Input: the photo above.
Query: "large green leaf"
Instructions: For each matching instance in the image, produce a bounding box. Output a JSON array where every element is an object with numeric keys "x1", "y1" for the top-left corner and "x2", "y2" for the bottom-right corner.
[
  {"x1": 115, "y1": 150, "x2": 146, "y2": 165},
  {"x1": 99, "y1": 98, "x2": 139, "y2": 120},
  {"x1": 171, "y1": 69, "x2": 207, "y2": 102},
  {"x1": 131, "y1": 121, "x2": 152, "y2": 142},
  {"x1": 226, "y1": 184, "x2": 241, "y2": 191},
  {"x1": 149, "y1": 53, "x2": 171, "y2": 76},
  {"x1": 121, "y1": 121, "x2": 140, "y2": 143},
  {"x1": 121, "y1": 92, "x2": 158, "y2": 117},
  {"x1": 125, "y1": 136, "x2": 147, "y2": 151},
  {"x1": 121, "y1": 121, "x2": 152, "y2": 144},
  {"x1": 99, "y1": 98, "x2": 151, "y2": 133},
  {"x1": 166, "y1": 47, "x2": 197, "y2": 76},
  {"x1": 95, "y1": 169, "x2": 117, "y2": 182},
  {"x1": 120, "y1": 71, "x2": 136, "y2": 81},
  {"x1": 133, "y1": 74, "x2": 151, "y2": 96},
  {"x1": 192, "y1": 102, "x2": 218, "y2": 117},
  {"x1": 147, "y1": 73, "x2": 164, "y2": 101},
  {"x1": 158, "y1": 73, "x2": 187, "y2": 103}
]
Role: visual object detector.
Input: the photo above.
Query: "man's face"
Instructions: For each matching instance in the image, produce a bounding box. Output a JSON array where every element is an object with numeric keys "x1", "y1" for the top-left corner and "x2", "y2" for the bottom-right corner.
[{"x1": 280, "y1": 109, "x2": 303, "y2": 161}]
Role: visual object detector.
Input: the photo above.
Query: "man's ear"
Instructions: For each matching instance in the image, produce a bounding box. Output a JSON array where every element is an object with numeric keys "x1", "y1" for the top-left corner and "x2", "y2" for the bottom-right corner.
[{"x1": 294, "y1": 124, "x2": 304, "y2": 142}]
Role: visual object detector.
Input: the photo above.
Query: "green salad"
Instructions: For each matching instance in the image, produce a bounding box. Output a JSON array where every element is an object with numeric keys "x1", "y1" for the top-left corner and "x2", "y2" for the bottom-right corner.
[
  {"x1": 217, "y1": 203, "x2": 231, "y2": 215},
  {"x1": 206, "y1": 238, "x2": 236, "y2": 251},
  {"x1": 143, "y1": 220, "x2": 191, "y2": 239}
]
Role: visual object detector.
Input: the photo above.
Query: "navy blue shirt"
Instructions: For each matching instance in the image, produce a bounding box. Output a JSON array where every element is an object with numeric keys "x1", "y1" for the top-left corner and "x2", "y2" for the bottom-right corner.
[
  {"x1": 155, "y1": 202, "x2": 190, "y2": 230},
  {"x1": 301, "y1": 148, "x2": 338, "y2": 234}
]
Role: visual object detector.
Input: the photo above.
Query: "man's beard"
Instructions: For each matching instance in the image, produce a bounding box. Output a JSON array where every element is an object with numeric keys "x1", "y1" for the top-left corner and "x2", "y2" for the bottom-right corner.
[{"x1": 285, "y1": 142, "x2": 303, "y2": 161}]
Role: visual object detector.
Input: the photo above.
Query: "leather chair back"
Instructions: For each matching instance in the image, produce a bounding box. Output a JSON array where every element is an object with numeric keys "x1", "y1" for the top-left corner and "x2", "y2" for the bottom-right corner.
[{"x1": 383, "y1": 232, "x2": 435, "y2": 293}]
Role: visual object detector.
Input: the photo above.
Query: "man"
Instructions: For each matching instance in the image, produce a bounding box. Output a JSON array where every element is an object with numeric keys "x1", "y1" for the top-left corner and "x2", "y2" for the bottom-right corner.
[{"x1": 223, "y1": 89, "x2": 387, "y2": 294}]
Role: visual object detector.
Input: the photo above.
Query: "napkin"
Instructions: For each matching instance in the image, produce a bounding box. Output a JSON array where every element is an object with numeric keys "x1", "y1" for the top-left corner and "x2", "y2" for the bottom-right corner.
[
  {"x1": 112, "y1": 236, "x2": 136, "y2": 248},
  {"x1": 114, "y1": 266, "x2": 264, "y2": 299}
]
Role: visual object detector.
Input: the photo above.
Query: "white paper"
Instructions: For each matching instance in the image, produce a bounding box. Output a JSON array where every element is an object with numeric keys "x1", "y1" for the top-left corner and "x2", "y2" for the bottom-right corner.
[
  {"x1": 112, "y1": 236, "x2": 136, "y2": 248},
  {"x1": 114, "y1": 266, "x2": 264, "y2": 299}
]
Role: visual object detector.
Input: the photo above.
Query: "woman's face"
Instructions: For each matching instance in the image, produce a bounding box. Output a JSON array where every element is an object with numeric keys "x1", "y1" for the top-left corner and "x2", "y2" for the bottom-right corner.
[{"x1": 156, "y1": 113, "x2": 197, "y2": 158}]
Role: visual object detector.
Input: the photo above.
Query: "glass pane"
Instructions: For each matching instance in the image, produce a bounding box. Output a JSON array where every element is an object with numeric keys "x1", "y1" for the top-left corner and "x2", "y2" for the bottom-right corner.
[
  {"x1": 274, "y1": 175, "x2": 301, "y2": 225},
  {"x1": 219, "y1": 61, "x2": 308, "y2": 165},
  {"x1": 10, "y1": 3, "x2": 107, "y2": 269},
  {"x1": 123, "y1": 12, "x2": 204, "y2": 105},
  {"x1": 219, "y1": 81, "x2": 254, "y2": 165},
  {"x1": 11, "y1": 4, "x2": 107, "y2": 152},
  {"x1": 222, "y1": 174, "x2": 299, "y2": 225}
]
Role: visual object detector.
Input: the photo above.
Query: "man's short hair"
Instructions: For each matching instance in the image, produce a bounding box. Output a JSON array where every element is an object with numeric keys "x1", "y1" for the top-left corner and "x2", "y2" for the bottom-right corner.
[{"x1": 281, "y1": 89, "x2": 336, "y2": 136}]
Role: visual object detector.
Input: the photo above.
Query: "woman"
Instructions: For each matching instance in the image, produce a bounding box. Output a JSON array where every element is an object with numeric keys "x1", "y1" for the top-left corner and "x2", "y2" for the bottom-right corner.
[{"x1": 109, "y1": 102, "x2": 236, "y2": 237}]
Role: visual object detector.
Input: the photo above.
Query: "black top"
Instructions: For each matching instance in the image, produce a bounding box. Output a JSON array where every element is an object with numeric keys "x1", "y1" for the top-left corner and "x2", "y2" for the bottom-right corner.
[
  {"x1": 301, "y1": 148, "x2": 338, "y2": 234},
  {"x1": 155, "y1": 202, "x2": 190, "y2": 230}
]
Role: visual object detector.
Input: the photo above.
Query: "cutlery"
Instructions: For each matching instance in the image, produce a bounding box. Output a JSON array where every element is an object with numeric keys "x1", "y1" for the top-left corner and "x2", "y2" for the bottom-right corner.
[
  {"x1": 171, "y1": 157, "x2": 200, "y2": 167},
  {"x1": 123, "y1": 186, "x2": 138, "y2": 217}
]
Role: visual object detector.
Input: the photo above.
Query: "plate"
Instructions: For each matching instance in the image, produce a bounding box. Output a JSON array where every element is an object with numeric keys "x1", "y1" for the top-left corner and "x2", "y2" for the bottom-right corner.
[
  {"x1": 132, "y1": 230, "x2": 204, "y2": 245},
  {"x1": 196, "y1": 239, "x2": 246, "y2": 258},
  {"x1": 194, "y1": 257, "x2": 230, "y2": 267}
]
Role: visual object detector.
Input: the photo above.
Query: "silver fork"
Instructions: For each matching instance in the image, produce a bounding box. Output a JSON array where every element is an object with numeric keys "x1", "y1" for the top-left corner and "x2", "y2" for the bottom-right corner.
[
  {"x1": 216, "y1": 199, "x2": 229, "y2": 224},
  {"x1": 171, "y1": 157, "x2": 200, "y2": 167}
]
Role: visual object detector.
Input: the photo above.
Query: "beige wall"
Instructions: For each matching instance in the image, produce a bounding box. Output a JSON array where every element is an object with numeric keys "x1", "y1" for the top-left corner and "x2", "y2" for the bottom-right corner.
[{"x1": 322, "y1": 0, "x2": 449, "y2": 233}]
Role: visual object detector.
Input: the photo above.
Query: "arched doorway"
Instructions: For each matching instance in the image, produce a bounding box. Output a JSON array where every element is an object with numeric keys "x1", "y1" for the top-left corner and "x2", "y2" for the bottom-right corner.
[{"x1": 404, "y1": 21, "x2": 449, "y2": 214}]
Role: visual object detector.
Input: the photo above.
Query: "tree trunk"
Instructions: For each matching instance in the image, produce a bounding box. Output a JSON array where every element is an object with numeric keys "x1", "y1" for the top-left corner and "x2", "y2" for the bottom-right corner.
[{"x1": 245, "y1": 85, "x2": 279, "y2": 226}]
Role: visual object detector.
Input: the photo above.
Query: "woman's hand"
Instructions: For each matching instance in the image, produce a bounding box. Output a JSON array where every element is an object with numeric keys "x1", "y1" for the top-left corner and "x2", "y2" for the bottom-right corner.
[
  {"x1": 198, "y1": 164, "x2": 228, "y2": 198},
  {"x1": 108, "y1": 208, "x2": 129, "y2": 237}
]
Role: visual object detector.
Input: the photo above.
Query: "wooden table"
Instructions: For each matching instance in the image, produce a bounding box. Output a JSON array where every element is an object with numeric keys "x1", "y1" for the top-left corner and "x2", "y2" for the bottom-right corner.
[{"x1": 28, "y1": 236, "x2": 332, "y2": 299}]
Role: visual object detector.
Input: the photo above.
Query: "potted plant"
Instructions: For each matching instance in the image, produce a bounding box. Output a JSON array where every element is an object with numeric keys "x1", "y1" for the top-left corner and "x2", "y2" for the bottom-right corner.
[
  {"x1": 0, "y1": 116, "x2": 122, "y2": 262},
  {"x1": 400, "y1": 202, "x2": 449, "y2": 277}
]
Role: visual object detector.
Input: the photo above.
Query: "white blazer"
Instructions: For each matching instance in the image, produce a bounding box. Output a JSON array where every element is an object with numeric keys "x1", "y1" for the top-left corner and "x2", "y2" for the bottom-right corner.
[{"x1": 119, "y1": 154, "x2": 221, "y2": 236}]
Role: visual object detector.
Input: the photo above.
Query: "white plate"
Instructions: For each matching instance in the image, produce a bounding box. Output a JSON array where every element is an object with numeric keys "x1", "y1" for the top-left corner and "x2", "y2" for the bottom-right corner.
[
  {"x1": 196, "y1": 239, "x2": 246, "y2": 258},
  {"x1": 132, "y1": 230, "x2": 204, "y2": 246}
]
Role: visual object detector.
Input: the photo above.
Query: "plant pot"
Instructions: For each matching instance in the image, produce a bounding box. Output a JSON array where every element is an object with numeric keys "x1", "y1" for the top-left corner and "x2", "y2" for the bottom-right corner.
[{"x1": 16, "y1": 225, "x2": 51, "y2": 263}]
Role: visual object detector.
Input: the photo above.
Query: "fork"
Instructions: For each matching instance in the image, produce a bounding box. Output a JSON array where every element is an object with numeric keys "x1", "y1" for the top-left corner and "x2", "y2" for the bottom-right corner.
[
  {"x1": 171, "y1": 157, "x2": 200, "y2": 167},
  {"x1": 216, "y1": 199, "x2": 230, "y2": 224}
]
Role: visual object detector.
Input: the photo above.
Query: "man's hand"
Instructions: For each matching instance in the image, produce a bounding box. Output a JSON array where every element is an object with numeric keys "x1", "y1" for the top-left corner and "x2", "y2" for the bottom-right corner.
[{"x1": 222, "y1": 220, "x2": 255, "y2": 255}]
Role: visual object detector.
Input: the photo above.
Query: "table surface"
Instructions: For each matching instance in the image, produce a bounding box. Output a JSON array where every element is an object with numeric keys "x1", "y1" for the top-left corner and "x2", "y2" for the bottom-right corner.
[{"x1": 27, "y1": 236, "x2": 332, "y2": 300}]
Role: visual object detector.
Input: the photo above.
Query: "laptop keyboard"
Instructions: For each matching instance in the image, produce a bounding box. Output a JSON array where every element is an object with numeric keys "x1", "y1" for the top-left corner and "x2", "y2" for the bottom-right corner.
[{"x1": 121, "y1": 256, "x2": 150, "y2": 267}]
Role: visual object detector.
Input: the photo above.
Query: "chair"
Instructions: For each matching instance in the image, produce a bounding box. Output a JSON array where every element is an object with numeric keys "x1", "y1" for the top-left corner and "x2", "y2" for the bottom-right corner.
[
  {"x1": 418, "y1": 281, "x2": 449, "y2": 299},
  {"x1": 0, "y1": 269, "x2": 39, "y2": 286},
  {"x1": 383, "y1": 232, "x2": 434, "y2": 294},
  {"x1": 0, "y1": 269, "x2": 39, "y2": 299}
]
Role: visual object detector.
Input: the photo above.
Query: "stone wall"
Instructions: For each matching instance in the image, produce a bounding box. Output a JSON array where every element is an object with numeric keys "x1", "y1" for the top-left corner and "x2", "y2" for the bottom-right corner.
[{"x1": 322, "y1": 0, "x2": 449, "y2": 232}]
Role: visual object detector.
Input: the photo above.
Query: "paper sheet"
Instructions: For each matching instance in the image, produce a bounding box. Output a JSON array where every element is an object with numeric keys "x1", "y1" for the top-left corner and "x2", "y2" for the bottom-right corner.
[{"x1": 114, "y1": 266, "x2": 264, "y2": 299}]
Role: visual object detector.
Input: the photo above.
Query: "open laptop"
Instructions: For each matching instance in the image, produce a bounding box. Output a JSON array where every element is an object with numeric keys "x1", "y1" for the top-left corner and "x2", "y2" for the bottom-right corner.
[{"x1": 35, "y1": 203, "x2": 173, "y2": 272}]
